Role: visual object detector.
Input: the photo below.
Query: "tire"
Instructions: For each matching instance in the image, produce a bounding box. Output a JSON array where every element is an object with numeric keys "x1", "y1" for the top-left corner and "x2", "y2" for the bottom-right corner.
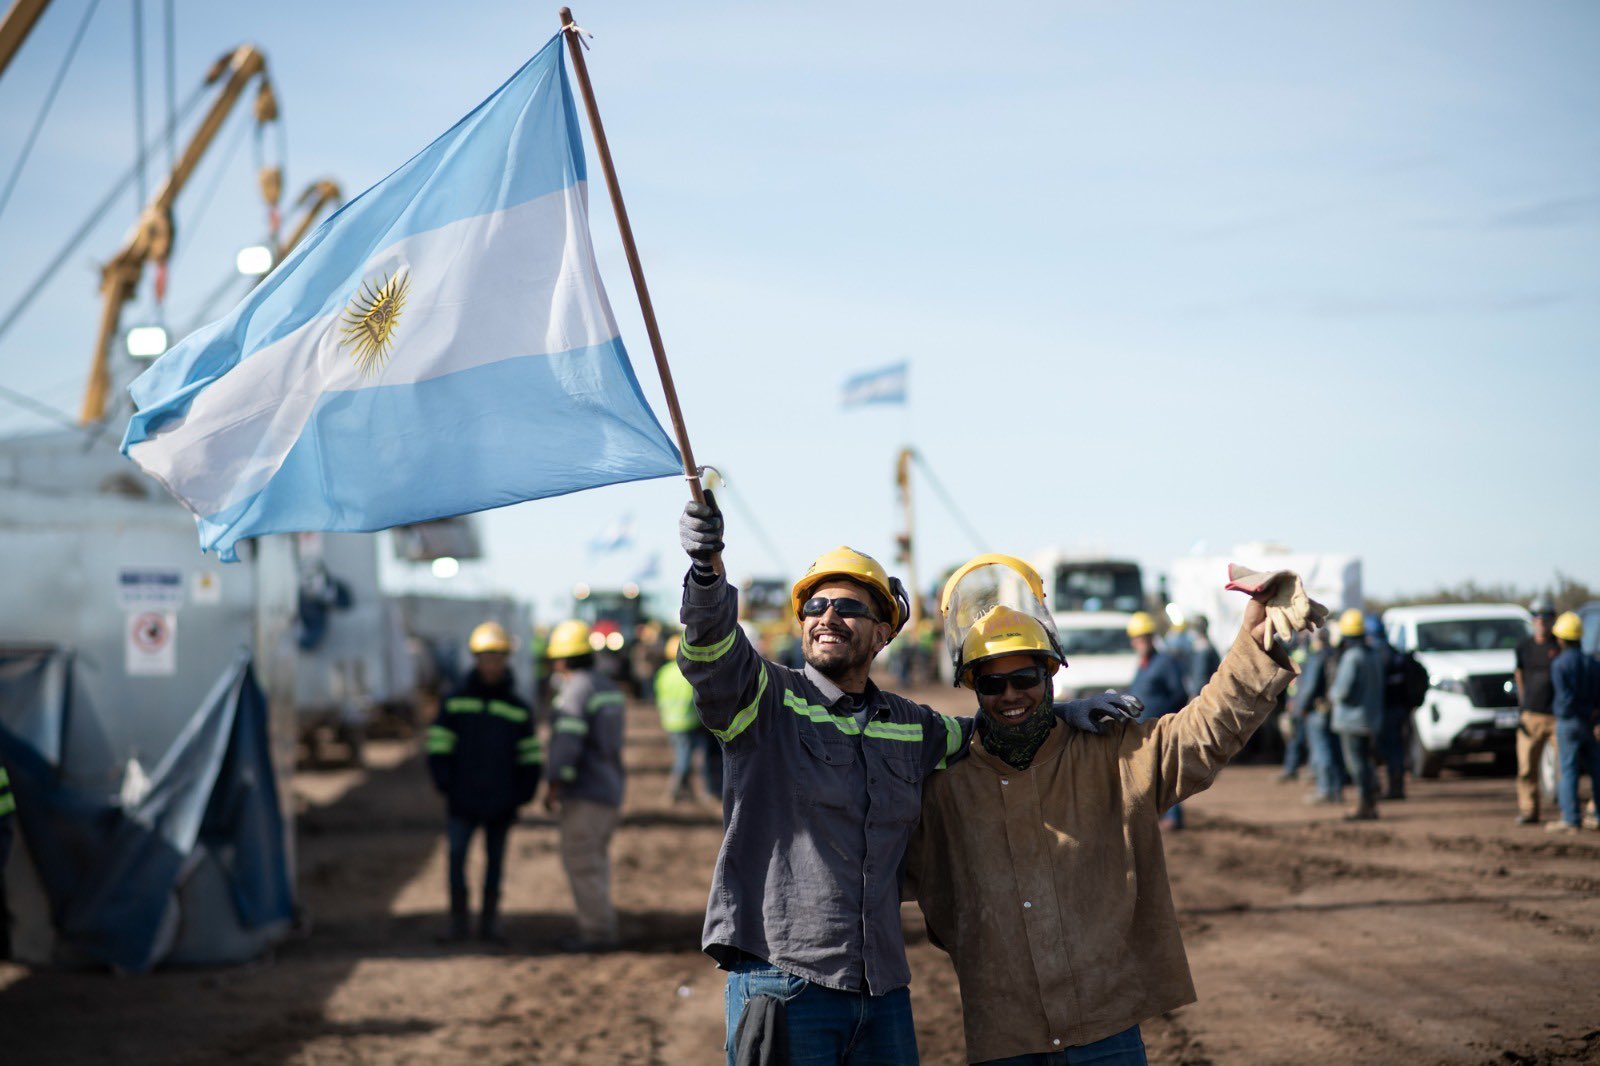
[{"x1": 1411, "y1": 728, "x2": 1444, "y2": 779}]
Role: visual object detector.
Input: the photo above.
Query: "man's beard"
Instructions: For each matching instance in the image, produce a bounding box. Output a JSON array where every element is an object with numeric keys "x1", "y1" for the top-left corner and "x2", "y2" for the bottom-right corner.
[{"x1": 803, "y1": 626, "x2": 875, "y2": 681}]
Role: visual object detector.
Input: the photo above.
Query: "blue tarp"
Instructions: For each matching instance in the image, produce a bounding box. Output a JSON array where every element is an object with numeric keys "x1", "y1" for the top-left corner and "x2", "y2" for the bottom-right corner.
[{"x1": 0, "y1": 651, "x2": 294, "y2": 971}]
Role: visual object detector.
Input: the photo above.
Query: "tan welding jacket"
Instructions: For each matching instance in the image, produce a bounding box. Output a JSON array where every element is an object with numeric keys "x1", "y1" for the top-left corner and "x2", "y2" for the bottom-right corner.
[{"x1": 906, "y1": 627, "x2": 1296, "y2": 1063}]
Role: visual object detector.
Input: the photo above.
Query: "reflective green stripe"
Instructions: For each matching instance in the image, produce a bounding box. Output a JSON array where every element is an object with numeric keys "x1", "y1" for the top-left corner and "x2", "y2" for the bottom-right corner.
[
  {"x1": 487, "y1": 699, "x2": 528, "y2": 723},
  {"x1": 558, "y1": 766, "x2": 578, "y2": 782},
  {"x1": 585, "y1": 691, "x2": 626, "y2": 711},
  {"x1": 935, "y1": 713, "x2": 962, "y2": 770},
  {"x1": 444, "y1": 697, "x2": 483, "y2": 715},
  {"x1": 426, "y1": 725, "x2": 457, "y2": 752},
  {"x1": 710, "y1": 669, "x2": 769, "y2": 743},
  {"x1": 517, "y1": 737, "x2": 544, "y2": 763},
  {"x1": 864, "y1": 721, "x2": 922, "y2": 742},
  {"x1": 783, "y1": 692, "x2": 861, "y2": 735},
  {"x1": 518, "y1": 749, "x2": 544, "y2": 765},
  {"x1": 681, "y1": 629, "x2": 737, "y2": 663},
  {"x1": 0, "y1": 792, "x2": 14, "y2": 817},
  {"x1": 554, "y1": 717, "x2": 589, "y2": 735},
  {"x1": 0, "y1": 766, "x2": 9, "y2": 787}
]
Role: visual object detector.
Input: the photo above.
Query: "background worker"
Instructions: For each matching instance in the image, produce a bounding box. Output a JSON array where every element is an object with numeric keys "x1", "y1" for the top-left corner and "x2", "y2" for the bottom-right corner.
[
  {"x1": 544, "y1": 619, "x2": 628, "y2": 950},
  {"x1": 656, "y1": 636, "x2": 722, "y2": 802},
  {"x1": 1547, "y1": 612, "x2": 1600, "y2": 835},
  {"x1": 1185, "y1": 614, "x2": 1223, "y2": 696},
  {"x1": 1514, "y1": 597, "x2": 1561, "y2": 824},
  {"x1": 426, "y1": 622, "x2": 542, "y2": 943},
  {"x1": 1330, "y1": 609, "x2": 1385, "y2": 821},
  {"x1": 908, "y1": 562, "x2": 1317, "y2": 1065},
  {"x1": 1127, "y1": 611, "x2": 1190, "y2": 829},
  {"x1": 1297, "y1": 628, "x2": 1346, "y2": 804},
  {"x1": 675, "y1": 500, "x2": 1136, "y2": 1064}
]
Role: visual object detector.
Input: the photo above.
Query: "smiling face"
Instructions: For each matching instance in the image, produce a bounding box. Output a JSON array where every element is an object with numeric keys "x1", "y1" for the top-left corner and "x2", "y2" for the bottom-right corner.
[
  {"x1": 974, "y1": 652, "x2": 1051, "y2": 726},
  {"x1": 800, "y1": 579, "x2": 893, "y2": 683}
]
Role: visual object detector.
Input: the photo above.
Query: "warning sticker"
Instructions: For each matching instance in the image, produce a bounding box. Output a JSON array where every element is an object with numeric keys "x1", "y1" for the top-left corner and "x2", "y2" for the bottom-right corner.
[{"x1": 126, "y1": 611, "x2": 177, "y2": 676}]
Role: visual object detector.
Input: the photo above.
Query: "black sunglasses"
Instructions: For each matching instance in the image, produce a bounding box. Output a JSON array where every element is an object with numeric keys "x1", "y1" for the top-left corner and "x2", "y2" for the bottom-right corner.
[
  {"x1": 974, "y1": 666, "x2": 1049, "y2": 697},
  {"x1": 801, "y1": 596, "x2": 880, "y2": 622}
]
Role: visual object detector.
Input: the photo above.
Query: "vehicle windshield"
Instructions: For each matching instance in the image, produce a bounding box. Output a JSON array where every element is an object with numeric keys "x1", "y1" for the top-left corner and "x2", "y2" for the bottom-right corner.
[
  {"x1": 1058, "y1": 627, "x2": 1133, "y2": 656},
  {"x1": 1053, "y1": 565, "x2": 1143, "y2": 613},
  {"x1": 1414, "y1": 618, "x2": 1528, "y2": 653}
]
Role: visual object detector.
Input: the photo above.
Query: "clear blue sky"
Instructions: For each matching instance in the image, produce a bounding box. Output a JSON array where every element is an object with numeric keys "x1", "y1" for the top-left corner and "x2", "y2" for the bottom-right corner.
[{"x1": 2, "y1": 1, "x2": 1595, "y2": 620}]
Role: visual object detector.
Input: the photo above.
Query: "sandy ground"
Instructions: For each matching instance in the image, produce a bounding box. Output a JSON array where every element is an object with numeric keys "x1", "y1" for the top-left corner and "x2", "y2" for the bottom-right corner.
[{"x1": 2, "y1": 688, "x2": 1598, "y2": 1065}]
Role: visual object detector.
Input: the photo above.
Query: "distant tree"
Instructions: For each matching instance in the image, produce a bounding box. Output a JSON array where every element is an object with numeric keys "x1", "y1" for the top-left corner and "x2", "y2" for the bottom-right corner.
[{"x1": 1367, "y1": 571, "x2": 1595, "y2": 614}]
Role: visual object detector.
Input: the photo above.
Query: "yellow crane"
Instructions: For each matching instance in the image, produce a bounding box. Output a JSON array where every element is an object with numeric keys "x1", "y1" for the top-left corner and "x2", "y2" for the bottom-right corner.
[
  {"x1": 79, "y1": 44, "x2": 280, "y2": 424},
  {"x1": 278, "y1": 179, "x2": 342, "y2": 259}
]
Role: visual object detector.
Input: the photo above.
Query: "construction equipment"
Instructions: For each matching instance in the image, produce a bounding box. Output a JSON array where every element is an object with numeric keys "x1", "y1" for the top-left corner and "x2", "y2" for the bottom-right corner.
[
  {"x1": 0, "y1": 0, "x2": 50, "y2": 82},
  {"x1": 277, "y1": 179, "x2": 342, "y2": 258},
  {"x1": 79, "y1": 43, "x2": 280, "y2": 424}
]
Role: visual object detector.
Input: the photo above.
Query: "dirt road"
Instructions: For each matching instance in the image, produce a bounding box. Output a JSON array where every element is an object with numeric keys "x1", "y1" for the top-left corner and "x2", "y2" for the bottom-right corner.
[{"x1": 3, "y1": 689, "x2": 1597, "y2": 1064}]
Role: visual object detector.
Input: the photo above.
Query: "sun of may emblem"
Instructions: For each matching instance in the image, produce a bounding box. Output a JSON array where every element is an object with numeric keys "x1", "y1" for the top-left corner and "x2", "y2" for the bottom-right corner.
[{"x1": 339, "y1": 271, "x2": 410, "y2": 375}]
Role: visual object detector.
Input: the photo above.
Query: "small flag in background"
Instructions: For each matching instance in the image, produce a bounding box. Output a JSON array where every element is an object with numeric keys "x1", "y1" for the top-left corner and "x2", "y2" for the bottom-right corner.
[
  {"x1": 588, "y1": 514, "x2": 635, "y2": 555},
  {"x1": 121, "y1": 34, "x2": 682, "y2": 561},
  {"x1": 840, "y1": 361, "x2": 908, "y2": 408},
  {"x1": 629, "y1": 553, "x2": 659, "y2": 583}
]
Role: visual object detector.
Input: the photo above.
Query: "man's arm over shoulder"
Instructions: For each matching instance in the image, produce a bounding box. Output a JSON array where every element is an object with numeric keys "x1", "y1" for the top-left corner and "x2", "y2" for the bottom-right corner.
[
  {"x1": 679, "y1": 570, "x2": 772, "y2": 746},
  {"x1": 1120, "y1": 627, "x2": 1297, "y2": 812},
  {"x1": 915, "y1": 705, "x2": 974, "y2": 777}
]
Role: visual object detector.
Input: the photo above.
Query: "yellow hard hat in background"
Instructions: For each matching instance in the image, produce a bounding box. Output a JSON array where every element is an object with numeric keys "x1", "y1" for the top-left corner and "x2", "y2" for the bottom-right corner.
[
  {"x1": 1338, "y1": 608, "x2": 1366, "y2": 638},
  {"x1": 468, "y1": 621, "x2": 512, "y2": 655},
  {"x1": 1552, "y1": 611, "x2": 1583, "y2": 642},
  {"x1": 1126, "y1": 612, "x2": 1157, "y2": 638},
  {"x1": 958, "y1": 606, "x2": 1063, "y2": 688},
  {"x1": 546, "y1": 619, "x2": 593, "y2": 659},
  {"x1": 791, "y1": 546, "x2": 908, "y2": 633}
]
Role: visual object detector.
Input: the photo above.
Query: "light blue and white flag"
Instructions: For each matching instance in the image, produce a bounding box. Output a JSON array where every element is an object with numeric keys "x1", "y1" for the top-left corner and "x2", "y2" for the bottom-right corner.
[
  {"x1": 122, "y1": 34, "x2": 682, "y2": 561},
  {"x1": 588, "y1": 513, "x2": 634, "y2": 555},
  {"x1": 840, "y1": 361, "x2": 907, "y2": 408}
]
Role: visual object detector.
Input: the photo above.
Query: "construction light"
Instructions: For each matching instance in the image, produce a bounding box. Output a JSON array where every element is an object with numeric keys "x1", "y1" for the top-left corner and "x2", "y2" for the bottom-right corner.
[
  {"x1": 587, "y1": 631, "x2": 606, "y2": 651},
  {"x1": 605, "y1": 631, "x2": 625, "y2": 651},
  {"x1": 126, "y1": 325, "x2": 169, "y2": 359},
  {"x1": 431, "y1": 556, "x2": 459, "y2": 579},
  {"x1": 1164, "y1": 604, "x2": 1186, "y2": 627},
  {"x1": 235, "y1": 245, "x2": 274, "y2": 276},
  {"x1": 573, "y1": 583, "x2": 591, "y2": 600},
  {"x1": 622, "y1": 583, "x2": 640, "y2": 599}
]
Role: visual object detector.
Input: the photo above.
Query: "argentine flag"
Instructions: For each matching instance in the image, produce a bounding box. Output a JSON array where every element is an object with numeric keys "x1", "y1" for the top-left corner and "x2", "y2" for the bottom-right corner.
[{"x1": 122, "y1": 34, "x2": 682, "y2": 561}]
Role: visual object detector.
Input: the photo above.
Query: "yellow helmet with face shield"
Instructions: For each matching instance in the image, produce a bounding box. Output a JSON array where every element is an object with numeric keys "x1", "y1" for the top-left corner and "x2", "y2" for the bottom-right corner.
[
  {"x1": 957, "y1": 605, "x2": 1064, "y2": 689},
  {"x1": 940, "y1": 553, "x2": 1065, "y2": 686}
]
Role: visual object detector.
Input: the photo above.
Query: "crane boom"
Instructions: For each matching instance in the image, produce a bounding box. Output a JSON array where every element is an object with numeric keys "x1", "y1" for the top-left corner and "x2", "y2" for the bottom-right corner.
[
  {"x1": 278, "y1": 179, "x2": 342, "y2": 259},
  {"x1": 0, "y1": 0, "x2": 50, "y2": 82},
  {"x1": 80, "y1": 43, "x2": 279, "y2": 425}
]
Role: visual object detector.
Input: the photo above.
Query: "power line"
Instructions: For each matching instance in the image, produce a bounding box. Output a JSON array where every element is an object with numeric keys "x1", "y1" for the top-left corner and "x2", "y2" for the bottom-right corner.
[
  {"x1": 913, "y1": 451, "x2": 987, "y2": 553},
  {"x1": 0, "y1": 0, "x2": 104, "y2": 231},
  {"x1": 0, "y1": 80, "x2": 207, "y2": 350},
  {"x1": 0, "y1": 380, "x2": 90, "y2": 433},
  {"x1": 131, "y1": 0, "x2": 148, "y2": 207},
  {"x1": 162, "y1": 0, "x2": 176, "y2": 175}
]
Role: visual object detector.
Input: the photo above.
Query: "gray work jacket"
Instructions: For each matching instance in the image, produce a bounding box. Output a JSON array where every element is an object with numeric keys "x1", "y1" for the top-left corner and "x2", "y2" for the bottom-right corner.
[
  {"x1": 678, "y1": 570, "x2": 973, "y2": 995},
  {"x1": 547, "y1": 669, "x2": 626, "y2": 807}
]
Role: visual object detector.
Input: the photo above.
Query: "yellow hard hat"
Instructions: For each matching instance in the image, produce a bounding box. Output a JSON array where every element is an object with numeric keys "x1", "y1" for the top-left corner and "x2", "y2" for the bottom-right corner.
[
  {"x1": 546, "y1": 619, "x2": 593, "y2": 659},
  {"x1": 1126, "y1": 612, "x2": 1157, "y2": 638},
  {"x1": 468, "y1": 621, "x2": 512, "y2": 655},
  {"x1": 958, "y1": 605, "x2": 1063, "y2": 688},
  {"x1": 1552, "y1": 611, "x2": 1583, "y2": 642},
  {"x1": 665, "y1": 635, "x2": 682, "y2": 660},
  {"x1": 1338, "y1": 608, "x2": 1366, "y2": 638},
  {"x1": 792, "y1": 546, "x2": 908, "y2": 634}
]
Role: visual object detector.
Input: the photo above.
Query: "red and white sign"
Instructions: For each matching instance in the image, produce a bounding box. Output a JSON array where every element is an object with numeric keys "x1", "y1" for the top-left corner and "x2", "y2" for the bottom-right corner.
[{"x1": 126, "y1": 611, "x2": 177, "y2": 676}]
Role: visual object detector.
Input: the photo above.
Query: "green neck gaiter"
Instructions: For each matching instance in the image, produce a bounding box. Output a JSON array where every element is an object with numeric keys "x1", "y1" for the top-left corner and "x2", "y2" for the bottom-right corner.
[{"x1": 978, "y1": 698, "x2": 1058, "y2": 770}]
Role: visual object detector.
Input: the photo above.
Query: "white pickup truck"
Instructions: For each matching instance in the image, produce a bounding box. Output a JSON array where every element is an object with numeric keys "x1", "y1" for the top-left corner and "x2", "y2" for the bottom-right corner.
[{"x1": 1383, "y1": 604, "x2": 1530, "y2": 778}]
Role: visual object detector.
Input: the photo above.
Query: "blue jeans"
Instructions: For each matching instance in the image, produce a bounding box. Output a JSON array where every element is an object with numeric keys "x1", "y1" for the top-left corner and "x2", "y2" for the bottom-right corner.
[
  {"x1": 1307, "y1": 712, "x2": 1347, "y2": 799},
  {"x1": 446, "y1": 815, "x2": 511, "y2": 920},
  {"x1": 978, "y1": 1025, "x2": 1147, "y2": 1065},
  {"x1": 669, "y1": 728, "x2": 725, "y2": 798},
  {"x1": 1339, "y1": 733, "x2": 1379, "y2": 807},
  {"x1": 1282, "y1": 711, "x2": 1308, "y2": 776},
  {"x1": 1555, "y1": 717, "x2": 1600, "y2": 827},
  {"x1": 1378, "y1": 706, "x2": 1409, "y2": 792},
  {"x1": 725, "y1": 960, "x2": 918, "y2": 1065}
]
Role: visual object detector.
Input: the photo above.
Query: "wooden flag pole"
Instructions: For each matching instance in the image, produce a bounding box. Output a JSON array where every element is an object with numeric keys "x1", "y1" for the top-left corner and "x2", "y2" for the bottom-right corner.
[{"x1": 559, "y1": 7, "x2": 707, "y2": 509}]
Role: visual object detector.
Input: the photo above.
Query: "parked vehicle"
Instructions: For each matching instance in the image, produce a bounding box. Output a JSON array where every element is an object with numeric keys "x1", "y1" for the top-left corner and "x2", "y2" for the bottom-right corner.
[
  {"x1": 1050, "y1": 611, "x2": 1139, "y2": 702},
  {"x1": 1383, "y1": 604, "x2": 1530, "y2": 778}
]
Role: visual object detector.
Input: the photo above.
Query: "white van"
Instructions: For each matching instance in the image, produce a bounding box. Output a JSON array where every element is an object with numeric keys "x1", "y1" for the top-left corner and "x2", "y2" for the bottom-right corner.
[{"x1": 1051, "y1": 611, "x2": 1140, "y2": 702}]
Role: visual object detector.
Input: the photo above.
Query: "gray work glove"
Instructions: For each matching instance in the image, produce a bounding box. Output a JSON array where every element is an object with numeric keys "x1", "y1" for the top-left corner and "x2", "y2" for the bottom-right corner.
[
  {"x1": 678, "y1": 491, "x2": 724, "y2": 578},
  {"x1": 1057, "y1": 692, "x2": 1144, "y2": 735}
]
